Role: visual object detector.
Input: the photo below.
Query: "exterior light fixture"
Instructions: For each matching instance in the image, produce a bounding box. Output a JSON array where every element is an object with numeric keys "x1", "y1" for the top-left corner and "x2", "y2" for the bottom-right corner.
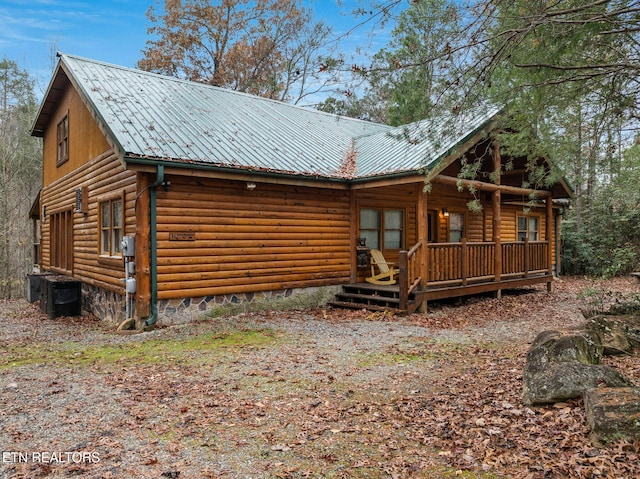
[
  {"x1": 443, "y1": 208, "x2": 449, "y2": 217},
  {"x1": 246, "y1": 182, "x2": 256, "y2": 190}
]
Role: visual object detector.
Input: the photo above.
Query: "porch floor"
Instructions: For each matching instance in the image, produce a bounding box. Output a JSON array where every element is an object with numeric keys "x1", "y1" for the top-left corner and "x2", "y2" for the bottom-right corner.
[{"x1": 330, "y1": 273, "x2": 553, "y2": 313}]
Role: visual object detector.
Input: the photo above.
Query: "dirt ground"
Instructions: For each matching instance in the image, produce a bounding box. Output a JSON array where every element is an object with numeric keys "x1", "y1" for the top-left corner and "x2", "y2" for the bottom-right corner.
[{"x1": 1, "y1": 276, "x2": 639, "y2": 479}]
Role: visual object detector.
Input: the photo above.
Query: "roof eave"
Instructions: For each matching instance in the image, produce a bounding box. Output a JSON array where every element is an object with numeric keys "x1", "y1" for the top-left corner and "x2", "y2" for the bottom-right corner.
[{"x1": 123, "y1": 155, "x2": 353, "y2": 188}]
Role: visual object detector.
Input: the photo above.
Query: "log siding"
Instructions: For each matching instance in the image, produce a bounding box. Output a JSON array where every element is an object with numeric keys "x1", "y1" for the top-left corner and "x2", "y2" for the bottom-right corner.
[
  {"x1": 155, "y1": 177, "x2": 352, "y2": 299},
  {"x1": 40, "y1": 149, "x2": 136, "y2": 294}
]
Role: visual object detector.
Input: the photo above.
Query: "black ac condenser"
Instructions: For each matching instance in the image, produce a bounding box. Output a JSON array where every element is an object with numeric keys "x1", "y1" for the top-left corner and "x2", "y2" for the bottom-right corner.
[{"x1": 40, "y1": 276, "x2": 82, "y2": 318}]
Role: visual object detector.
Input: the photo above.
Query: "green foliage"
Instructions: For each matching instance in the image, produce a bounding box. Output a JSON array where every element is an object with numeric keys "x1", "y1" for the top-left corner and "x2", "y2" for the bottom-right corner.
[
  {"x1": 368, "y1": 0, "x2": 462, "y2": 125},
  {"x1": 562, "y1": 143, "x2": 640, "y2": 276}
]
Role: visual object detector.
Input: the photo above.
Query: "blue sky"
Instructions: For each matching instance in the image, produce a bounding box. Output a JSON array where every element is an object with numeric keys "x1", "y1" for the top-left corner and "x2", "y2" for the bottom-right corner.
[{"x1": 0, "y1": 0, "x2": 394, "y2": 96}]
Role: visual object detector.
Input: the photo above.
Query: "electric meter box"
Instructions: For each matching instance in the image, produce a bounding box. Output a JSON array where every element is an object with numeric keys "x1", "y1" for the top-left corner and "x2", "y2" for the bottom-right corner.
[
  {"x1": 126, "y1": 278, "x2": 137, "y2": 294},
  {"x1": 122, "y1": 236, "x2": 135, "y2": 257}
]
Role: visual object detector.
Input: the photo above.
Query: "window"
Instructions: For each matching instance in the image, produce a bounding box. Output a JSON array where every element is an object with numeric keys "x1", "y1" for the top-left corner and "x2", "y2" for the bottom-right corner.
[
  {"x1": 360, "y1": 209, "x2": 381, "y2": 249},
  {"x1": 50, "y1": 209, "x2": 73, "y2": 272},
  {"x1": 100, "y1": 196, "x2": 123, "y2": 256},
  {"x1": 360, "y1": 208, "x2": 404, "y2": 250},
  {"x1": 57, "y1": 115, "x2": 69, "y2": 166},
  {"x1": 449, "y1": 212, "x2": 465, "y2": 242},
  {"x1": 518, "y1": 216, "x2": 539, "y2": 241}
]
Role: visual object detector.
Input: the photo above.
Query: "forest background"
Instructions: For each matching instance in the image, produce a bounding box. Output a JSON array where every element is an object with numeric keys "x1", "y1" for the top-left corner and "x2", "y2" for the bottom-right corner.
[{"x1": 1, "y1": 0, "x2": 639, "y2": 299}]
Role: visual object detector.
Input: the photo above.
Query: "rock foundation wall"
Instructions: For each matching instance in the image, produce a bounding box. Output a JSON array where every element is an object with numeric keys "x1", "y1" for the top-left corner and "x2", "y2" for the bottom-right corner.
[{"x1": 81, "y1": 284, "x2": 340, "y2": 326}]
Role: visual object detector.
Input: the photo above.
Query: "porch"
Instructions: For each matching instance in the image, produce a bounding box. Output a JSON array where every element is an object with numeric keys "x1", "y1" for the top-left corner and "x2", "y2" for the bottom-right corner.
[{"x1": 331, "y1": 239, "x2": 554, "y2": 313}]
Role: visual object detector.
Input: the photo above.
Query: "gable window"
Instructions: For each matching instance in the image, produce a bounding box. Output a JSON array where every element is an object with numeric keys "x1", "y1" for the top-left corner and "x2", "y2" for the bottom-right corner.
[
  {"x1": 360, "y1": 208, "x2": 404, "y2": 250},
  {"x1": 57, "y1": 115, "x2": 69, "y2": 166},
  {"x1": 99, "y1": 195, "x2": 124, "y2": 257},
  {"x1": 50, "y1": 209, "x2": 73, "y2": 273},
  {"x1": 449, "y1": 212, "x2": 465, "y2": 242},
  {"x1": 518, "y1": 216, "x2": 539, "y2": 241}
]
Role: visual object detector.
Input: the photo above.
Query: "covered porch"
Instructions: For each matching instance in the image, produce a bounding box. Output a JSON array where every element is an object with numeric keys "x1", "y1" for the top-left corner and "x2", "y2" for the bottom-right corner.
[
  {"x1": 332, "y1": 237, "x2": 554, "y2": 313},
  {"x1": 333, "y1": 158, "x2": 561, "y2": 313}
]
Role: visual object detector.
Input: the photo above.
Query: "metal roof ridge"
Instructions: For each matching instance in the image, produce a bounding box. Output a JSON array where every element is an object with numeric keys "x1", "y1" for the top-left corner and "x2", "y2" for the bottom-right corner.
[{"x1": 57, "y1": 52, "x2": 389, "y2": 134}]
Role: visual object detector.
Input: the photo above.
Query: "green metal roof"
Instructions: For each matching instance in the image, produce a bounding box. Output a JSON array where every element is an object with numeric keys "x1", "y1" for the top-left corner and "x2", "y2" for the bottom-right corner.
[{"x1": 33, "y1": 54, "x2": 501, "y2": 181}]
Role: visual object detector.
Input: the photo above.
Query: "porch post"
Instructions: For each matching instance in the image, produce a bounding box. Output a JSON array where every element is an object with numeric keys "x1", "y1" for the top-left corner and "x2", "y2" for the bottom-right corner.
[
  {"x1": 417, "y1": 184, "x2": 428, "y2": 312},
  {"x1": 492, "y1": 139, "x2": 502, "y2": 299},
  {"x1": 349, "y1": 190, "x2": 358, "y2": 283},
  {"x1": 135, "y1": 173, "x2": 152, "y2": 323},
  {"x1": 546, "y1": 196, "x2": 555, "y2": 292}
]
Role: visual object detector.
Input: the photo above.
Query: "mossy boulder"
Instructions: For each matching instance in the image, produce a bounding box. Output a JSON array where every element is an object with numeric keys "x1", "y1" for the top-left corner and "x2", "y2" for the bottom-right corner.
[
  {"x1": 522, "y1": 329, "x2": 633, "y2": 406},
  {"x1": 584, "y1": 387, "x2": 640, "y2": 445}
]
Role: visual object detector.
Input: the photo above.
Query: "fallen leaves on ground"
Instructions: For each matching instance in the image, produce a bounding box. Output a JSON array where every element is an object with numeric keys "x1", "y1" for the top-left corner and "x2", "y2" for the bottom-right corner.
[{"x1": 1, "y1": 276, "x2": 639, "y2": 479}]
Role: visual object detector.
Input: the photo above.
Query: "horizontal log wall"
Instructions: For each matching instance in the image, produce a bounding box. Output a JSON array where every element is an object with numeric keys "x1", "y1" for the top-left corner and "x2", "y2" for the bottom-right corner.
[
  {"x1": 426, "y1": 183, "x2": 485, "y2": 242},
  {"x1": 40, "y1": 149, "x2": 137, "y2": 293},
  {"x1": 155, "y1": 177, "x2": 352, "y2": 300}
]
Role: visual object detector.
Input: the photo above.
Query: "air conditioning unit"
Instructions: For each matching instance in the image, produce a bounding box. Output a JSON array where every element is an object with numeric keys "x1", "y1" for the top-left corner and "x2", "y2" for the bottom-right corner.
[
  {"x1": 26, "y1": 272, "x2": 53, "y2": 303},
  {"x1": 40, "y1": 276, "x2": 82, "y2": 318}
]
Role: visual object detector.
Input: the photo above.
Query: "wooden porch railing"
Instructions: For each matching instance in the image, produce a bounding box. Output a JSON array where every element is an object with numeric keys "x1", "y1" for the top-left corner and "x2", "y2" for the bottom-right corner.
[
  {"x1": 398, "y1": 240, "x2": 423, "y2": 310},
  {"x1": 426, "y1": 239, "x2": 549, "y2": 285},
  {"x1": 501, "y1": 240, "x2": 548, "y2": 276},
  {"x1": 396, "y1": 239, "x2": 549, "y2": 311}
]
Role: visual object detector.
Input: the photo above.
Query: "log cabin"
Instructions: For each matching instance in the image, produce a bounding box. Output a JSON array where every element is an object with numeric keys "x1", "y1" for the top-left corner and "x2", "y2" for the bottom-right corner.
[{"x1": 30, "y1": 53, "x2": 572, "y2": 327}]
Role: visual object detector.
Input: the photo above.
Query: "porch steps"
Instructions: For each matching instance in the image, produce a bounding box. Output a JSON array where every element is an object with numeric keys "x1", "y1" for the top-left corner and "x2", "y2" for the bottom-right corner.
[{"x1": 329, "y1": 283, "x2": 419, "y2": 314}]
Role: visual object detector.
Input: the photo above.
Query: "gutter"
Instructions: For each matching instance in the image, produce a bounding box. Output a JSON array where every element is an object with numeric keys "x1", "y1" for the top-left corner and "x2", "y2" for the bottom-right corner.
[{"x1": 142, "y1": 165, "x2": 164, "y2": 329}]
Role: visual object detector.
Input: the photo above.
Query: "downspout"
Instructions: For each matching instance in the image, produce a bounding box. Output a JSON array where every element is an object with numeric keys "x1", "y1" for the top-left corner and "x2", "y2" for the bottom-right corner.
[{"x1": 143, "y1": 165, "x2": 164, "y2": 329}]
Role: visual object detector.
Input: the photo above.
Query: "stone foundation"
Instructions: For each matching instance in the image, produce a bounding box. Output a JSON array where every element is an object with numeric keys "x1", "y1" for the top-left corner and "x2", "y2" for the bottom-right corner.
[
  {"x1": 156, "y1": 285, "x2": 341, "y2": 326},
  {"x1": 82, "y1": 283, "x2": 127, "y2": 326},
  {"x1": 80, "y1": 283, "x2": 341, "y2": 327}
]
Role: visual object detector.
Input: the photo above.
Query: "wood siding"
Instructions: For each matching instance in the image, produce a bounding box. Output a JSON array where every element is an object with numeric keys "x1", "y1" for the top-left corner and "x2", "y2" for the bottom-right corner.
[
  {"x1": 40, "y1": 149, "x2": 136, "y2": 293},
  {"x1": 42, "y1": 83, "x2": 110, "y2": 187},
  {"x1": 155, "y1": 176, "x2": 352, "y2": 300}
]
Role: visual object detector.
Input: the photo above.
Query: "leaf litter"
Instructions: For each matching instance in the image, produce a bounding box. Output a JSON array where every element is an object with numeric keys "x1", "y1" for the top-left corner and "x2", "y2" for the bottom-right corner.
[{"x1": 0, "y1": 276, "x2": 639, "y2": 478}]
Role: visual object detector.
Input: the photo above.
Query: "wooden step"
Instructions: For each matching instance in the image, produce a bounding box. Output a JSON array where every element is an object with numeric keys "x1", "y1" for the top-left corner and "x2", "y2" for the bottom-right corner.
[
  {"x1": 330, "y1": 282, "x2": 421, "y2": 314},
  {"x1": 334, "y1": 291, "x2": 401, "y2": 305},
  {"x1": 341, "y1": 283, "x2": 400, "y2": 297},
  {"x1": 328, "y1": 300, "x2": 405, "y2": 314}
]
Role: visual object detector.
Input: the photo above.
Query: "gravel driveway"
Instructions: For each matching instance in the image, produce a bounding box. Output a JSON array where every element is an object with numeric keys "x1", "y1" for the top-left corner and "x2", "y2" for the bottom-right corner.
[{"x1": 1, "y1": 277, "x2": 639, "y2": 479}]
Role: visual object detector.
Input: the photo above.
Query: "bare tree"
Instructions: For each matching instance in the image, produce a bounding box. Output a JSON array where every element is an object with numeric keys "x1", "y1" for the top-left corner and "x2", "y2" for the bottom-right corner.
[
  {"x1": 139, "y1": 0, "x2": 340, "y2": 104},
  {"x1": 0, "y1": 58, "x2": 42, "y2": 298}
]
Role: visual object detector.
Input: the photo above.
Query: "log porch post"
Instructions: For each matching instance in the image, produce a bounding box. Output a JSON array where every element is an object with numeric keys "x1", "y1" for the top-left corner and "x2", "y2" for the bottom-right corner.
[
  {"x1": 349, "y1": 190, "x2": 358, "y2": 283},
  {"x1": 492, "y1": 139, "x2": 502, "y2": 298},
  {"x1": 546, "y1": 195, "x2": 555, "y2": 293},
  {"x1": 417, "y1": 183, "x2": 428, "y2": 312},
  {"x1": 135, "y1": 173, "x2": 152, "y2": 323}
]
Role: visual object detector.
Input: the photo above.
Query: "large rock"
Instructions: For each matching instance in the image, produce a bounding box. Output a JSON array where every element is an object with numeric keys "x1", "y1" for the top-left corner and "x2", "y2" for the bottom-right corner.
[
  {"x1": 585, "y1": 315, "x2": 634, "y2": 355},
  {"x1": 584, "y1": 387, "x2": 640, "y2": 445},
  {"x1": 527, "y1": 329, "x2": 603, "y2": 366},
  {"x1": 523, "y1": 362, "x2": 632, "y2": 405},
  {"x1": 522, "y1": 329, "x2": 633, "y2": 406}
]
